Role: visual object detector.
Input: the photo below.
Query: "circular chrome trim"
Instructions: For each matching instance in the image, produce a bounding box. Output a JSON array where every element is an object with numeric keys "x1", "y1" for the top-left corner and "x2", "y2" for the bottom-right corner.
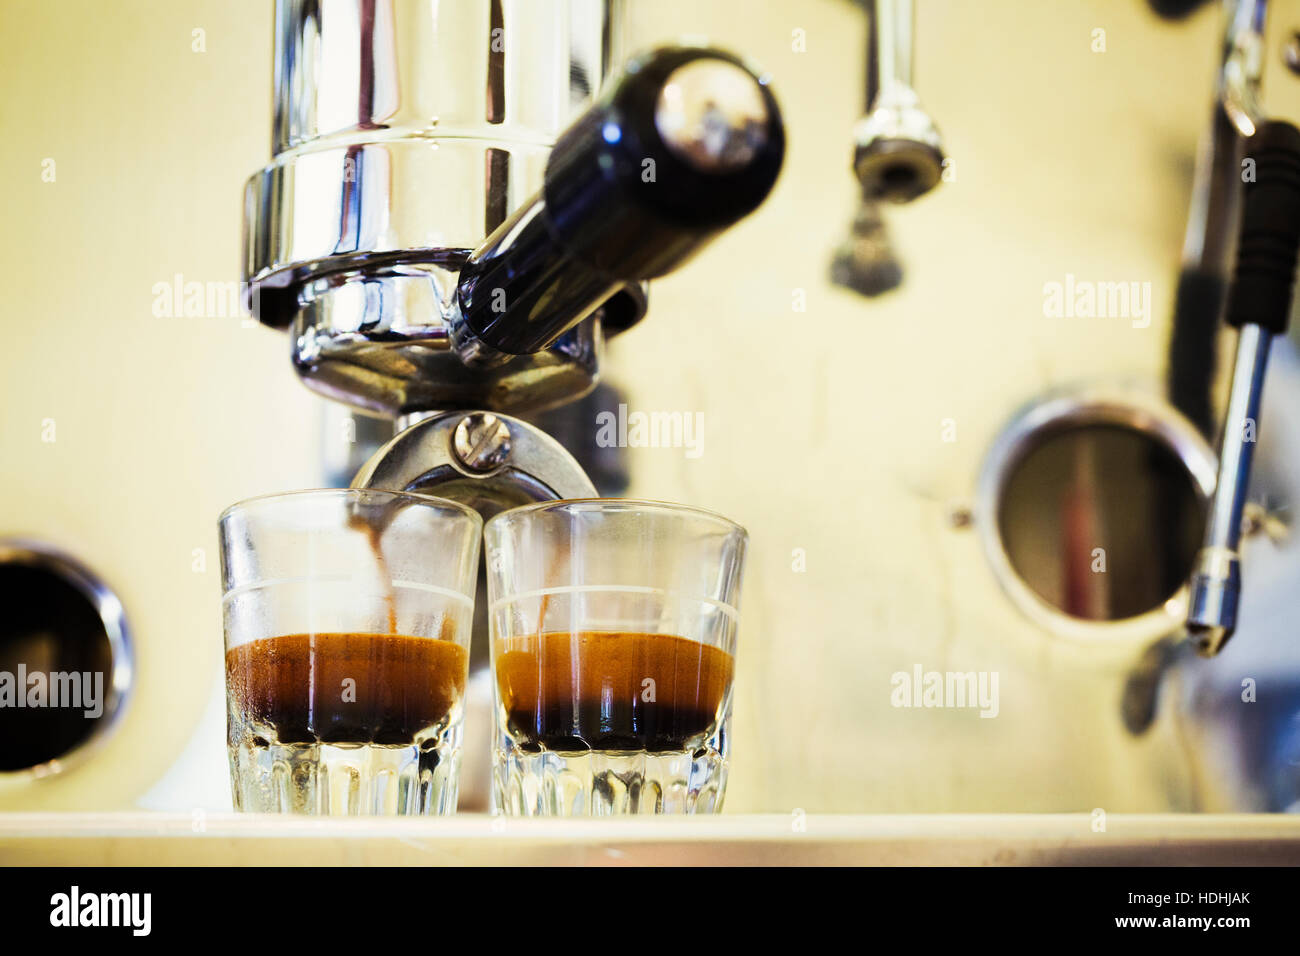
[
  {"x1": 0, "y1": 540, "x2": 134, "y2": 781},
  {"x1": 975, "y1": 388, "x2": 1217, "y2": 645}
]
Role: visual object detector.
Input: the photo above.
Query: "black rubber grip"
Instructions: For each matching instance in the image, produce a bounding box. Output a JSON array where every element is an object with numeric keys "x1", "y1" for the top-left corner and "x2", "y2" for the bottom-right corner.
[
  {"x1": 457, "y1": 45, "x2": 785, "y2": 355},
  {"x1": 542, "y1": 45, "x2": 785, "y2": 278},
  {"x1": 1225, "y1": 121, "x2": 1300, "y2": 334},
  {"x1": 1147, "y1": 0, "x2": 1213, "y2": 21},
  {"x1": 1167, "y1": 268, "x2": 1226, "y2": 437}
]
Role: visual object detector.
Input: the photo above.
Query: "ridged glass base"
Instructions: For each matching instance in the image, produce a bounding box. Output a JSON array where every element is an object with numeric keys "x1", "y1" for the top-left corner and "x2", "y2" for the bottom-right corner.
[
  {"x1": 229, "y1": 739, "x2": 460, "y2": 815},
  {"x1": 492, "y1": 724, "x2": 729, "y2": 816}
]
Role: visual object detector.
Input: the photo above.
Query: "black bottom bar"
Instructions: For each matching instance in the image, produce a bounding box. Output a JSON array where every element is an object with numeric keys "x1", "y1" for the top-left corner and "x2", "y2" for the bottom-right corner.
[{"x1": 2, "y1": 866, "x2": 1286, "y2": 940}]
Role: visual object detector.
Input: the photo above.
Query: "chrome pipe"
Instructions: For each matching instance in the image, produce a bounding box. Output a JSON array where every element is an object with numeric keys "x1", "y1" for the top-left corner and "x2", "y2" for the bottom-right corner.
[
  {"x1": 1187, "y1": 324, "x2": 1272, "y2": 655},
  {"x1": 1167, "y1": 1, "x2": 1267, "y2": 436},
  {"x1": 853, "y1": 0, "x2": 944, "y2": 204},
  {"x1": 1221, "y1": 0, "x2": 1267, "y2": 137},
  {"x1": 1184, "y1": 115, "x2": 1300, "y2": 657}
]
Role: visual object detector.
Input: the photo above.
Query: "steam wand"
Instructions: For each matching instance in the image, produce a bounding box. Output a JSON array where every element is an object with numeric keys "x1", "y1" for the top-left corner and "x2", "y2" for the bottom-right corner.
[{"x1": 1186, "y1": 120, "x2": 1300, "y2": 656}]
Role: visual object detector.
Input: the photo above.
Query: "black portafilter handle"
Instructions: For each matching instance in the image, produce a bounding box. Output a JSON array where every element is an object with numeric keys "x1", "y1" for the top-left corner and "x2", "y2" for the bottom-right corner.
[
  {"x1": 1225, "y1": 121, "x2": 1300, "y2": 335},
  {"x1": 454, "y1": 46, "x2": 785, "y2": 357}
]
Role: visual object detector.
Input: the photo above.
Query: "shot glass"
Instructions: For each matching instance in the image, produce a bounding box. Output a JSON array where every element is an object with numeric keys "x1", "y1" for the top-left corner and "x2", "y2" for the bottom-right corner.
[
  {"x1": 485, "y1": 499, "x2": 747, "y2": 815},
  {"x1": 218, "y1": 489, "x2": 481, "y2": 815}
]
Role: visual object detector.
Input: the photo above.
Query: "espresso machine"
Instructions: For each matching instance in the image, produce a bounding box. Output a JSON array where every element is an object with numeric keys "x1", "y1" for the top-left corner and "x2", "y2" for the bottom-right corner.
[
  {"x1": 13, "y1": 0, "x2": 1300, "y2": 849},
  {"x1": 240, "y1": 1, "x2": 782, "y2": 665}
]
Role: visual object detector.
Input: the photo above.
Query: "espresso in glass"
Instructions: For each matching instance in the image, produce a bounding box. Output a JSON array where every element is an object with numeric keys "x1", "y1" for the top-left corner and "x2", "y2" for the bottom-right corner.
[
  {"x1": 485, "y1": 500, "x2": 746, "y2": 816},
  {"x1": 219, "y1": 490, "x2": 480, "y2": 816},
  {"x1": 227, "y1": 629, "x2": 465, "y2": 747},
  {"x1": 495, "y1": 630, "x2": 733, "y2": 752}
]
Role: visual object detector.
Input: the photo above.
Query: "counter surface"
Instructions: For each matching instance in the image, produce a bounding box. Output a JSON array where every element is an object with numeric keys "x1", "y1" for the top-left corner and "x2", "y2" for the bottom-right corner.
[{"x1": 1, "y1": 813, "x2": 1297, "y2": 865}]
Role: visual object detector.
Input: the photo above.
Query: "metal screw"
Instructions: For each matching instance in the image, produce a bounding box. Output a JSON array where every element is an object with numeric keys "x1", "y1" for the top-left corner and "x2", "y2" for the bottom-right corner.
[
  {"x1": 452, "y1": 412, "x2": 512, "y2": 473},
  {"x1": 1286, "y1": 32, "x2": 1300, "y2": 75}
]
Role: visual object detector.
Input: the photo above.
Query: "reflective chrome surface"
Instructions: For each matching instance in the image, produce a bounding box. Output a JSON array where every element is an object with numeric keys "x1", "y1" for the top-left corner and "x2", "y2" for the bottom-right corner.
[
  {"x1": 1169, "y1": 0, "x2": 1278, "y2": 657},
  {"x1": 853, "y1": 0, "x2": 944, "y2": 203},
  {"x1": 1160, "y1": 327, "x2": 1300, "y2": 810},
  {"x1": 829, "y1": 197, "x2": 902, "y2": 296},
  {"x1": 1221, "y1": 0, "x2": 1267, "y2": 137},
  {"x1": 977, "y1": 389, "x2": 1216, "y2": 645},
  {"x1": 1179, "y1": 1, "x2": 1284, "y2": 656},
  {"x1": 288, "y1": 262, "x2": 605, "y2": 416},
  {"x1": 350, "y1": 411, "x2": 596, "y2": 518},
  {"x1": 1168, "y1": 1, "x2": 1269, "y2": 434},
  {"x1": 243, "y1": 0, "x2": 622, "y2": 415},
  {"x1": 0, "y1": 541, "x2": 133, "y2": 782},
  {"x1": 1188, "y1": 324, "x2": 1273, "y2": 654},
  {"x1": 1181, "y1": 0, "x2": 1269, "y2": 275},
  {"x1": 833, "y1": 0, "x2": 942, "y2": 297},
  {"x1": 451, "y1": 413, "x2": 515, "y2": 475},
  {"x1": 350, "y1": 409, "x2": 599, "y2": 811},
  {"x1": 655, "y1": 58, "x2": 772, "y2": 172},
  {"x1": 247, "y1": 0, "x2": 608, "y2": 310}
]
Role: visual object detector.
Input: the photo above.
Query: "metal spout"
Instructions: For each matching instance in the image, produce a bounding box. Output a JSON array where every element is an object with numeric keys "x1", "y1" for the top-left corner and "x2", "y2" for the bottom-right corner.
[{"x1": 854, "y1": 0, "x2": 944, "y2": 204}]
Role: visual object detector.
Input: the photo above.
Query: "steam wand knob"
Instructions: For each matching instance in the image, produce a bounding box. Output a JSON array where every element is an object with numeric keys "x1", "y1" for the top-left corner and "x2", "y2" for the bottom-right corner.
[{"x1": 452, "y1": 46, "x2": 785, "y2": 362}]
